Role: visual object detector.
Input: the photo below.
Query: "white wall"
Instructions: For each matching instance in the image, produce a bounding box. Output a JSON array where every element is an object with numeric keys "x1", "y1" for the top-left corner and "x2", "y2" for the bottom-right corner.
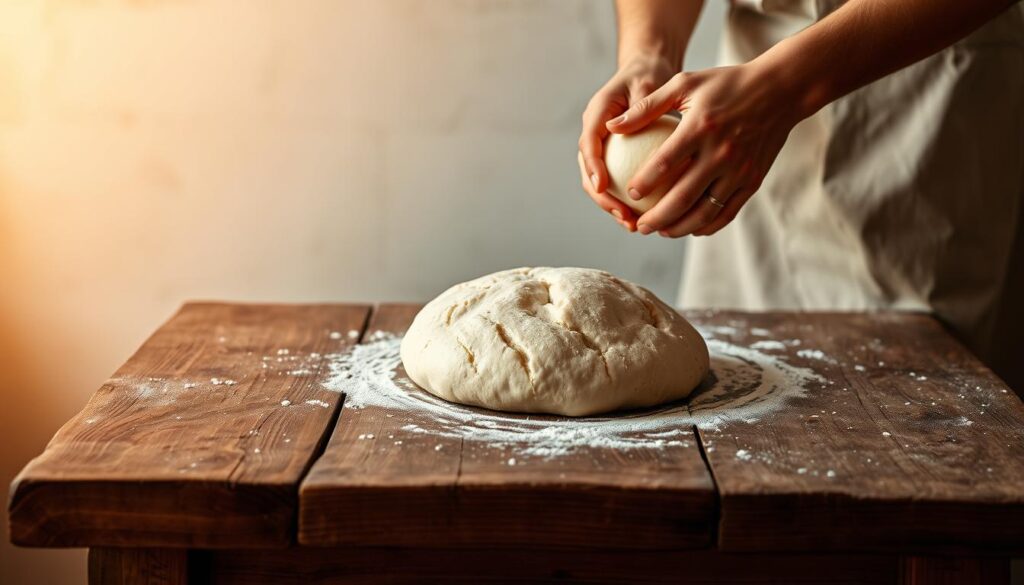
[{"x1": 0, "y1": 1, "x2": 724, "y2": 581}]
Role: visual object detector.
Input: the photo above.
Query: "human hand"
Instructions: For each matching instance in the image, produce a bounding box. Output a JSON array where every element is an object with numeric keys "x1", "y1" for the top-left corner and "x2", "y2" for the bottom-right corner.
[
  {"x1": 578, "y1": 55, "x2": 678, "y2": 232},
  {"x1": 606, "y1": 63, "x2": 804, "y2": 237}
]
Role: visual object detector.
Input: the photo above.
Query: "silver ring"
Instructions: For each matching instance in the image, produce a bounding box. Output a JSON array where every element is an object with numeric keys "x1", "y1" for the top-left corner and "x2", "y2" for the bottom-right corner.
[{"x1": 707, "y1": 194, "x2": 726, "y2": 208}]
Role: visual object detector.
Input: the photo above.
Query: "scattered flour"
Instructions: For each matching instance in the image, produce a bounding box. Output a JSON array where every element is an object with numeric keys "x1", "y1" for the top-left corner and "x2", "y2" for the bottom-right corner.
[
  {"x1": 750, "y1": 340, "x2": 787, "y2": 351},
  {"x1": 305, "y1": 399, "x2": 331, "y2": 408},
  {"x1": 319, "y1": 326, "x2": 824, "y2": 460},
  {"x1": 796, "y1": 349, "x2": 836, "y2": 363}
]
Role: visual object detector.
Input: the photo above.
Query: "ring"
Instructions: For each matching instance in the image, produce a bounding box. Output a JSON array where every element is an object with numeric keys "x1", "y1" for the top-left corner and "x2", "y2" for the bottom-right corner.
[{"x1": 706, "y1": 194, "x2": 726, "y2": 208}]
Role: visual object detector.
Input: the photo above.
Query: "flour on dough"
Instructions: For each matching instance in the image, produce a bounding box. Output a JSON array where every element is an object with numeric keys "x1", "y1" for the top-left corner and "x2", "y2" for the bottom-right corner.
[{"x1": 400, "y1": 267, "x2": 709, "y2": 416}]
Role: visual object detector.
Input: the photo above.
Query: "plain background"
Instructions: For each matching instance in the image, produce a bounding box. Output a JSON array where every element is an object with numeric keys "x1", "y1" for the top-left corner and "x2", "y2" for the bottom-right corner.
[{"x1": 0, "y1": 1, "x2": 726, "y2": 581}]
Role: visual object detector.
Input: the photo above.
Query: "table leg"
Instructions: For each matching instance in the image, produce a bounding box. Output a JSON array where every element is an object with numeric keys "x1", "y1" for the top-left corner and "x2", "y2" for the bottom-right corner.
[
  {"x1": 899, "y1": 555, "x2": 1010, "y2": 585},
  {"x1": 88, "y1": 548, "x2": 188, "y2": 585}
]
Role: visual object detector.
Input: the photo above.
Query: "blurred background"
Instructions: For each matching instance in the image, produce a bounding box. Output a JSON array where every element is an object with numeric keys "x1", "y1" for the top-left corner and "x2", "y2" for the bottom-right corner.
[{"x1": 0, "y1": 0, "x2": 724, "y2": 581}]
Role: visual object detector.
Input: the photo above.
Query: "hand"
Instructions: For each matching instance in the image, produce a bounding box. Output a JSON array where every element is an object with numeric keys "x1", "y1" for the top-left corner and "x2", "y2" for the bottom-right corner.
[
  {"x1": 578, "y1": 55, "x2": 678, "y2": 232},
  {"x1": 606, "y1": 63, "x2": 804, "y2": 237}
]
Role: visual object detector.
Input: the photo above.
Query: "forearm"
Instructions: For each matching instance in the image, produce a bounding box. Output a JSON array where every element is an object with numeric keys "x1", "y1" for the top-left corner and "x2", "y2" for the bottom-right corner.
[
  {"x1": 615, "y1": 0, "x2": 704, "y2": 69},
  {"x1": 756, "y1": 0, "x2": 1017, "y2": 118}
]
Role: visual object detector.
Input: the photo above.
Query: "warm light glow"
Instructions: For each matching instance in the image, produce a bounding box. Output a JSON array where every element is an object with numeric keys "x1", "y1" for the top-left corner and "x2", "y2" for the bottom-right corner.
[{"x1": 0, "y1": 2, "x2": 726, "y2": 580}]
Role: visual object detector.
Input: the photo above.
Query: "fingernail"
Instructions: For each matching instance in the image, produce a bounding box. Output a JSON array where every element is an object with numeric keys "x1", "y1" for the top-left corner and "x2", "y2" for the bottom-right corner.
[
  {"x1": 590, "y1": 173, "x2": 599, "y2": 191},
  {"x1": 608, "y1": 113, "x2": 626, "y2": 125},
  {"x1": 637, "y1": 223, "x2": 652, "y2": 235},
  {"x1": 610, "y1": 209, "x2": 623, "y2": 220},
  {"x1": 628, "y1": 188, "x2": 641, "y2": 200}
]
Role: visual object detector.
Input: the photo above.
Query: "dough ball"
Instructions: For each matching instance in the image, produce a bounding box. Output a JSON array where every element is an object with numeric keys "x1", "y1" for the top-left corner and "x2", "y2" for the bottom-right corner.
[
  {"x1": 400, "y1": 267, "x2": 709, "y2": 417},
  {"x1": 604, "y1": 115, "x2": 680, "y2": 213}
]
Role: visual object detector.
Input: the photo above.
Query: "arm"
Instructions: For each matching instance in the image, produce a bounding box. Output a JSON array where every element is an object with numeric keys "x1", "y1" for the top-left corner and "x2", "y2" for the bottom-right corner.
[
  {"x1": 770, "y1": 0, "x2": 1019, "y2": 119},
  {"x1": 578, "y1": 0, "x2": 703, "y2": 232},
  {"x1": 614, "y1": 0, "x2": 701, "y2": 70},
  {"x1": 610, "y1": 0, "x2": 1017, "y2": 237}
]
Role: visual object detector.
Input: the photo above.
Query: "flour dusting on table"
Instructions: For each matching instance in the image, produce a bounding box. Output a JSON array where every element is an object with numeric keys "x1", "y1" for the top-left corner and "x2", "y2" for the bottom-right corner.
[{"x1": 320, "y1": 326, "x2": 824, "y2": 460}]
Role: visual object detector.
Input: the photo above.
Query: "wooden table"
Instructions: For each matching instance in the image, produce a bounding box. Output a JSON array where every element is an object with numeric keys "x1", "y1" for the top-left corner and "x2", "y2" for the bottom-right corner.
[{"x1": 8, "y1": 303, "x2": 1024, "y2": 584}]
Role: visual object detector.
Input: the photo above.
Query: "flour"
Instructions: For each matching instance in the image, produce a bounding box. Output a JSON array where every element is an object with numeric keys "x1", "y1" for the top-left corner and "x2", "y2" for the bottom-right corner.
[
  {"x1": 750, "y1": 340, "x2": 787, "y2": 351},
  {"x1": 796, "y1": 349, "x2": 836, "y2": 363},
  {"x1": 320, "y1": 326, "x2": 823, "y2": 460}
]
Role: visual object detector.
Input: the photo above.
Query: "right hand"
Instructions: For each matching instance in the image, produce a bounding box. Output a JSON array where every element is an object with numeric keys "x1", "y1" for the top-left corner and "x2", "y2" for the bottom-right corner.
[{"x1": 578, "y1": 54, "x2": 678, "y2": 232}]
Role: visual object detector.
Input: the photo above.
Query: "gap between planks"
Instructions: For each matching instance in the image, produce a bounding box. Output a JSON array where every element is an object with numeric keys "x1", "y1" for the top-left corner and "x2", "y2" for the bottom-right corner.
[{"x1": 290, "y1": 304, "x2": 374, "y2": 493}]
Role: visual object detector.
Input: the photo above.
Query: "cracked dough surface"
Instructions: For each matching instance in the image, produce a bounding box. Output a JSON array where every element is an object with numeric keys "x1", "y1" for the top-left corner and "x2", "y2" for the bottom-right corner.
[{"x1": 400, "y1": 267, "x2": 709, "y2": 416}]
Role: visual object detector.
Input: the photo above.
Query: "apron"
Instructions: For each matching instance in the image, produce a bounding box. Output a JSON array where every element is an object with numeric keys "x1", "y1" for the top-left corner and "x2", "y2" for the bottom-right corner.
[{"x1": 679, "y1": 0, "x2": 1024, "y2": 380}]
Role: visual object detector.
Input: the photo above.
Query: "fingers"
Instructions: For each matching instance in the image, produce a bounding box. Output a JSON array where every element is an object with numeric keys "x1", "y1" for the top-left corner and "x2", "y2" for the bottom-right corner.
[
  {"x1": 655, "y1": 173, "x2": 740, "y2": 237},
  {"x1": 690, "y1": 160, "x2": 766, "y2": 236},
  {"x1": 691, "y1": 186, "x2": 756, "y2": 236},
  {"x1": 622, "y1": 120, "x2": 699, "y2": 201},
  {"x1": 577, "y1": 152, "x2": 637, "y2": 232},
  {"x1": 657, "y1": 194, "x2": 725, "y2": 238},
  {"x1": 635, "y1": 157, "x2": 719, "y2": 234},
  {"x1": 605, "y1": 72, "x2": 689, "y2": 135},
  {"x1": 579, "y1": 96, "x2": 623, "y2": 194},
  {"x1": 627, "y1": 107, "x2": 740, "y2": 204}
]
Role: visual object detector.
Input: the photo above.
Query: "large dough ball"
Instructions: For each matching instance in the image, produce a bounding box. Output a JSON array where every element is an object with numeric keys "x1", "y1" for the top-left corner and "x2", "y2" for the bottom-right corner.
[
  {"x1": 604, "y1": 115, "x2": 680, "y2": 213},
  {"x1": 400, "y1": 267, "x2": 709, "y2": 416}
]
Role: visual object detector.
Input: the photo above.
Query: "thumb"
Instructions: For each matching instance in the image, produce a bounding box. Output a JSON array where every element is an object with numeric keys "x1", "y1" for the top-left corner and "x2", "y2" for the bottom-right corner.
[{"x1": 605, "y1": 74, "x2": 685, "y2": 134}]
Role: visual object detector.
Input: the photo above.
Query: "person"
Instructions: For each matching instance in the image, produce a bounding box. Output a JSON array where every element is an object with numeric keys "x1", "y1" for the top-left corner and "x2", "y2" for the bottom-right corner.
[{"x1": 579, "y1": 0, "x2": 1024, "y2": 391}]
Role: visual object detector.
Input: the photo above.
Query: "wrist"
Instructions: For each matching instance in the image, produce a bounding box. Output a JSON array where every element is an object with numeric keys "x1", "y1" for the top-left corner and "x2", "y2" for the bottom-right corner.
[
  {"x1": 749, "y1": 37, "x2": 834, "y2": 121},
  {"x1": 617, "y1": 38, "x2": 685, "y2": 71}
]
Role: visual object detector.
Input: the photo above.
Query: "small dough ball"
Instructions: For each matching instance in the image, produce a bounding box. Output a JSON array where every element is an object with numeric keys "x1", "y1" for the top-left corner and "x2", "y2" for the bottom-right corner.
[
  {"x1": 400, "y1": 267, "x2": 710, "y2": 417},
  {"x1": 604, "y1": 115, "x2": 680, "y2": 213}
]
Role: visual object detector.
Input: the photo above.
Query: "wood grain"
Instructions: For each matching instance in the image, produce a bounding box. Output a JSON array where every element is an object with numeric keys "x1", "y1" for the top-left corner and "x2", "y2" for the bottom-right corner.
[
  {"x1": 687, "y1": 311, "x2": 1024, "y2": 554},
  {"x1": 89, "y1": 548, "x2": 187, "y2": 585},
  {"x1": 203, "y1": 546, "x2": 901, "y2": 585},
  {"x1": 9, "y1": 302, "x2": 369, "y2": 548},
  {"x1": 13, "y1": 303, "x2": 1024, "y2": 560},
  {"x1": 299, "y1": 303, "x2": 716, "y2": 549}
]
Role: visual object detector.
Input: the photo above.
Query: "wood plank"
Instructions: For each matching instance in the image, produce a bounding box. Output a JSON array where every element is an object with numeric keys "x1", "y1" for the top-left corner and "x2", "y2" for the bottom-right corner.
[
  {"x1": 204, "y1": 547, "x2": 900, "y2": 585},
  {"x1": 89, "y1": 548, "x2": 187, "y2": 585},
  {"x1": 899, "y1": 556, "x2": 1010, "y2": 585},
  {"x1": 689, "y1": 311, "x2": 1024, "y2": 554},
  {"x1": 299, "y1": 303, "x2": 716, "y2": 549},
  {"x1": 9, "y1": 302, "x2": 369, "y2": 548}
]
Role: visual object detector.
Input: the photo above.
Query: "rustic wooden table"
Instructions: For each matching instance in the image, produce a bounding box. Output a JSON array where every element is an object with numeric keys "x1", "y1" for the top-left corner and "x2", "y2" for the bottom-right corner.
[{"x1": 8, "y1": 303, "x2": 1024, "y2": 584}]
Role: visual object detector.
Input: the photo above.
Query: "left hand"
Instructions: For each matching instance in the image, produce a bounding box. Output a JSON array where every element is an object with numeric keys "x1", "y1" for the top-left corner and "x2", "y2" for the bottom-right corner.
[{"x1": 606, "y1": 63, "x2": 804, "y2": 237}]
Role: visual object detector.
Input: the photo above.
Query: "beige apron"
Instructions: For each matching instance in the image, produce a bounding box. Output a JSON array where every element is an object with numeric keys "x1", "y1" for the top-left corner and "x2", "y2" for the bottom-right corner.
[{"x1": 679, "y1": 0, "x2": 1024, "y2": 377}]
